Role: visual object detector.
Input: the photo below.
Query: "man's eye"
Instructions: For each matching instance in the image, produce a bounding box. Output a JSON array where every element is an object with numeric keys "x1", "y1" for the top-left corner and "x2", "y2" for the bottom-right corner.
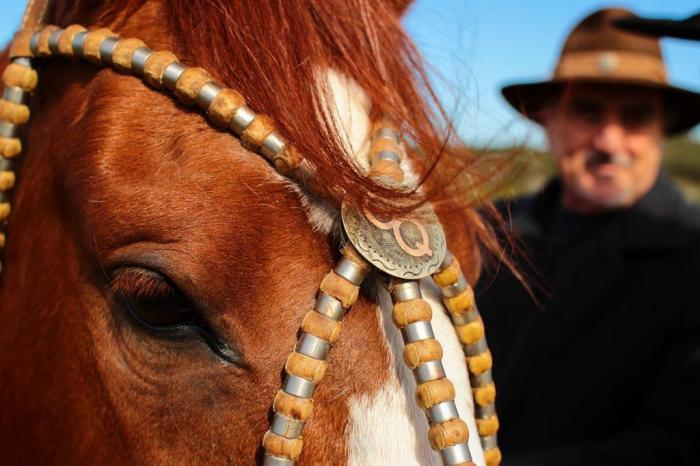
[
  {"x1": 620, "y1": 104, "x2": 656, "y2": 129},
  {"x1": 568, "y1": 99, "x2": 602, "y2": 123}
]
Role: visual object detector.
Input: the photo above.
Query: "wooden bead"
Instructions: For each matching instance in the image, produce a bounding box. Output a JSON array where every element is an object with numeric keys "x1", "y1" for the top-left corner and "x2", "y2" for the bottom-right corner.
[
  {"x1": 485, "y1": 447, "x2": 503, "y2": 466},
  {"x1": 57, "y1": 25, "x2": 87, "y2": 56},
  {"x1": 319, "y1": 271, "x2": 359, "y2": 309},
  {"x1": 285, "y1": 351, "x2": 327, "y2": 383},
  {"x1": 0, "y1": 232, "x2": 5, "y2": 248},
  {"x1": 83, "y1": 28, "x2": 116, "y2": 64},
  {"x1": 0, "y1": 171, "x2": 16, "y2": 191},
  {"x1": 0, "y1": 138, "x2": 22, "y2": 158},
  {"x1": 467, "y1": 350, "x2": 492, "y2": 375},
  {"x1": 36, "y1": 25, "x2": 60, "y2": 57},
  {"x1": 473, "y1": 382, "x2": 496, "y2": 407},
  {"x1": 301, "y1": 310, "x2": 341, "y2": 344},
  {"x1": 0, "y1": 100, "x2": 30, "y2": 125},
  {"x1": 433, "y1": 257, "x2": 461, "y2": 287},
  {"x1": 174, "y1": 67, "x2": 212, "y2": 105},
  {"x1": 428, "y1": 418, "x2": 469, "y2": 450},
  {"x1": 273, "y1": 145, "x2": 303, "y2": 176},
  {"x1": 341, "y1": 244, "x2": 371, "y2": 273},
  {"x1": 455, "y1": 318, "x2": 484, "y2": 345},
  {"x1": 241, "y1": 114, "x2": 276, "y2": 151},
  {"x1": 262, "y1": 430, "x2": 303, "y2": 460},
  {"x1": 369, "y1": 159, "x2": 403, "y2": 182},
  {"x1": 3, "y1": 63, "x2": 39, "y2": 91},
  {"x1": 0, "y1": 202, "x2": 10, "y2": 221},
  {"x1": 9, "y1": 30, "x2": 34, "y2": 58},
  {"x1": 143, "y1": 51, "x2": 178, "y2": 88},
  {"x1": 207, "y1": 88, "x2": 245, "y2": 127},
  {"x1": 370, "y1": 137, "x2": 402, "y2": 160},
  {"x1": 111, "y1": 38, "x2": 146, "y2": 71},
  {"x1": 392, "y1": 299, "x2": 432, "y2": 328},
  {"x1": 404, "y1": 338, "x2": 443, "y2": 369},
  {"x1": 273, "y1": 390, "x2": 314, "y2": 422},
  {"x1": 476, "y1": 415, "x2": 499, "y2": 436},
  {"x1": 416, "y1": 378, "x2": 455, "y2": 409},
  {"x1": 444, "y1": 286, "x2": 475, "y2": 316}
]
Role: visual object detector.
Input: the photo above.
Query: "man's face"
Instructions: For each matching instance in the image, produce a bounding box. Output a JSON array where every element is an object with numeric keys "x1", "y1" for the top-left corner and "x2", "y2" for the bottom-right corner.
[{"x1": 543, "y1": 83, "x2": 665, "y2": 213}]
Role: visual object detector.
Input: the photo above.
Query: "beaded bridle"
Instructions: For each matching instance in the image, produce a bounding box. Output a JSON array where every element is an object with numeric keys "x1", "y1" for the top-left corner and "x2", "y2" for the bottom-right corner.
[{"x1": 0, "y1": 1, "x2": 502, "y2": 465}]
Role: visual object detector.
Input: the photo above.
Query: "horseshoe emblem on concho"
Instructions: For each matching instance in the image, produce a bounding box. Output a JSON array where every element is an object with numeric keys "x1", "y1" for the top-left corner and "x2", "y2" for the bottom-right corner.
[{"x1": 341, "y1": 202, "x2": 446, "y2": 279}]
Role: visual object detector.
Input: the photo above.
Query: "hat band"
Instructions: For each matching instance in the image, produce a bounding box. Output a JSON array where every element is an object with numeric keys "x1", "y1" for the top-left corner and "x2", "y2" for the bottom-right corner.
[{"x1": 554, "y1": 51, "x2": 667, "y2": 84}]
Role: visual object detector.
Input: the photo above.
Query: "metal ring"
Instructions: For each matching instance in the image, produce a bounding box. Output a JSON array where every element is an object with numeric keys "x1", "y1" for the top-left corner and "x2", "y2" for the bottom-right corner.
[
  {"x1": 47, "y1": 29, "x2": 63, "y2": 55},
  {"x1": 195, "y1": 82, "x2": 222, "y2": 110},
  {"x1": 260, "y1": 132, "x2": 286, "y2": 161},
  {"x1": 263, "y1": 454, "x2": 295, "y2": 466},
  {"x1": 375, "y1": 127, "x2": 401, "y2": 144},
  {"x1": 12, "y1": 57, "x2": 33, "y2": 68},
  {"x1": 99, "y1": 36, "x2": 120, "y2": 65},
  {"x1": 464, "y1": 338, "x2": 488, "y2": 357},
  {"x1": 0, "y1": 121, "x2": 18, "y2": 139},
  {"x1": 229, "y1": 105, "x2": 256, "y2": 135},
  {"x1": 440, "y1": 274, "x2": 468, "y2": 298},
  {"x1": 476, "y1": 402, "x2": 496, "y2": 419},
  {"x1": 29, "y1": 33, "x2": 41, "y2": 56},
  {"x1": 450, "y1": 308, "x2": 479, "y2": 326},
  {"x1": 414, "y1": 359, "x2": 446, "y2": 383},
  {"x1": 296, "y1": 332, "x2": 331, "y2": 361},
  {"x1": 440, "y1": 442, "x2": 472, "y2": 465},
  {"x1": 71, "y1": 31, "x2": 88, "y2": 58},
  {"x1": 283, "y1": 374, "x2": 316, "y2": 399},
  {"x1": 374, "y1": 150, "x2": 401, "y2": 164},
  {"x1": 270, "y1": 413, "x2": 305, "y2": 439},
  {"x1": 429, "y1": 400, "x2": 459, "y2": 424},
  {"x1": 391, "y1": 280, "x2": 422, "y2": 302},
  {"x1": 334, "y1": 257, "x2": 366, "y2": 286},
  {"x1": 481, "y1": 434, "x2": 498, "y2": 450},
  {"x1": 0, "y1": 157, "x2": 12, "y2": 171},
  {"x1": 401, "y1": 320, "x2": 434, "y2": 343},
  {"x1": 313, "y1": 293, "x2": 345, "y2": 320},
  {"x1": 2, "y1": 87, "x2": 29, "y2": 105},
  {"x1": 470, "y1": 370, "x2": 493, "y2": 389},
  {"x1": 130, "y1": 47, "x2": 153, "y2": 76},
  {"x1": 162, "y1": 62, "x2": 186, "y2": 90}
]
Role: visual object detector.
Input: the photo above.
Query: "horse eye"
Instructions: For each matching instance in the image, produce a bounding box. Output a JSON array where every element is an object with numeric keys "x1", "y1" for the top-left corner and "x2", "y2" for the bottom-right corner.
[{"x1": 109, "y1": 267, "x2": 196, "y2": 330}]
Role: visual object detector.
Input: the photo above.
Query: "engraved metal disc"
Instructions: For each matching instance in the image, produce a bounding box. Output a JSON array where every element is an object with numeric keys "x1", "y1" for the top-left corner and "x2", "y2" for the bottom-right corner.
[{"x1": 341, "y1": 202, "x2": 446, "y2": 279}]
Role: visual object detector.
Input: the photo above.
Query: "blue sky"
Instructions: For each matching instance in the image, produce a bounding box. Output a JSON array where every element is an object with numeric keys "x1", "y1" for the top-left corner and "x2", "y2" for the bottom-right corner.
[{"x1": 2, "y1": 1, "x2": 698, "y2": 147}]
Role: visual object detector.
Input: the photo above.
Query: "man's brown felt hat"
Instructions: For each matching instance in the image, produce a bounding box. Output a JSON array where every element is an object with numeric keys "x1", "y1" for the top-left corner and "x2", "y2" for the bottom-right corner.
[{"x1": 501, "y1": 8, "x2": 700, "y2": 134}]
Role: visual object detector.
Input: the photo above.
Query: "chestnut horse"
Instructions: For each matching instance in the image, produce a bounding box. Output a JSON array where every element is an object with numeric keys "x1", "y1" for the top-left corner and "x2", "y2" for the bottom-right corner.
[{"x1": 0, "y1": 0, "x2": 501, "y2": 464}]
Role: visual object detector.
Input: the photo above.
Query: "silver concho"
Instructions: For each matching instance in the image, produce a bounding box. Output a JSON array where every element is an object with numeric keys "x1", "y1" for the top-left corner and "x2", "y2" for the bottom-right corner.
[{"x1": 341, "y1": 203, "x2": 446, "y2": 279}]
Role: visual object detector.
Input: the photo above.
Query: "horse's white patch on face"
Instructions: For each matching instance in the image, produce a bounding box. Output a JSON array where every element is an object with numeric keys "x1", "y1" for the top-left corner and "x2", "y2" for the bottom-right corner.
[{"x1": 345, "y1": 279, "x2": 486, "y2": 466}]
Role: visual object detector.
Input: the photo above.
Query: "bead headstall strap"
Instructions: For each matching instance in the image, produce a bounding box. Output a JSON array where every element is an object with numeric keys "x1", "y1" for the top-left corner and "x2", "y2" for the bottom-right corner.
[{"x1": 1, "y1": 1, "x2": 502, "y2": 465}]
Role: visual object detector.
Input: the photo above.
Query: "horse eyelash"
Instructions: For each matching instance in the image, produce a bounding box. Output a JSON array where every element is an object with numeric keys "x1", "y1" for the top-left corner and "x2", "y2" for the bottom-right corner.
[{"x1": 109, "y1": 268, "x2": 177, "y2": 302}]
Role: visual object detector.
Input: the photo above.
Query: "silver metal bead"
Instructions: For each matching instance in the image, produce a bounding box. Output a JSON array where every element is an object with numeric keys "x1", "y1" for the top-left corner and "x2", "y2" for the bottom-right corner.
[
  {"x1": 314, "y1": 293, "x2": 345, "y2": 320},
  {"x1": 450, "y1": 308, "x2": 479, "y2": 326},
  {"x1": 391, "y1": 280, "x2": 422, "y2": 302},
  {"x1": 333, "y1": 257, "x2": 366, "y2": 286},
  {"x1": 441, "y1": 274, "x2": 468, "y2": 298},
  {"x1": 283, "y1": 374, "x2": 315, "y2": 399},
  {"x1": 99, "y1": 36, "x2": 120, "y2": 65},
  {"x1": 476, "y1": 402, "x2": 496, "y2": 419},
  {"x1": 263, "y1": 454, "x2": 295, "y2": 466},
  {"x1": 470, "y1": 369, "x2": 493, "y2": 388},
  {"x1": 47, "y1": 29, "x2": 63, "y2": 55},
  {"x1": 162, "y1": 62, "x2": 186, "y2": 90},
  {"x1": 401, "y1": 320, "x2": 434, "y2": 343},
  {"x1": 414, "y1": 359, "x2": 446, "y2": 383},
  {"x1": 440, "y1": 442, "x2": 472, "y2": 465},
  {"x1": 0, "y1": 121, "x2": 19, "y2": 139},
  {"x1": 71, "y1": 31, "x2": 88, "y2": 58},
  {"x1": 464, "y1": 338, "x2": 488, "y2": 357},
  {"x1": 195, "y1": 82, "x2": 222, "y2": 110},
  {"x1": 130, "y1": 47, "x2": 153, "y2": 76},
  {"x1": 439, "y1": 250, "x2": 454, "y2": 272},
  {"x1": 259, "y1": 132, "x2": 286, "y2": 161},
  {"x1": 29, "y1": 33, "x2": 41, "y2": 56},
  {"x1": 229, "y1": 105, "x2": 256, "y2": 135},
  {"x1": 296, "y1": 332, "x2": 330, "y2": 360},
  {"x1": 375, "y1": 127, "x2": 401, "y2": 144},
  {"x1": 0, "y1": 157, "x2": 11, "y2": 171},
  {"x1": 12, "y1": 57, "x2": 33, "y2": 68},
  {"x1": 374, "y1": 150, "x2": 401, "y2": 164},
  {"x1": 429, "y1": 400, "x2": 459, "y2": 424},
  {"x1": 481, "y1": 434, "x2": 498, "y2": 450},
  {"x1": 270, "y1": 413, "x2": 305, "y2": 439},
  {"x1": 3, "y1": 87, "x2": 29, "y2": 105}
]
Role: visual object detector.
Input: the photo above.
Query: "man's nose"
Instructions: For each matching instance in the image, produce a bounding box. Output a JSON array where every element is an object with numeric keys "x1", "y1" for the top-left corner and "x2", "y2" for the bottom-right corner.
[{"x1": 591, "y1": 116, "x2": 627, "y2": 154}]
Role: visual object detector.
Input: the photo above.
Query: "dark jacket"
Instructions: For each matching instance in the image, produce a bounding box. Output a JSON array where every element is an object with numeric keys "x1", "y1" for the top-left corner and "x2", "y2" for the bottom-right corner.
[{"x1": 478, "y1": 174, "x2": 700, "y2": 466}]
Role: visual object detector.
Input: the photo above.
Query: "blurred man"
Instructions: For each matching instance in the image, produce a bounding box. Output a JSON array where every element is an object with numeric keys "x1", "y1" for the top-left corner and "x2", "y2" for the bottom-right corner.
[{"x1": 477, "y1": 8, "x2": 700, "y2": 465}]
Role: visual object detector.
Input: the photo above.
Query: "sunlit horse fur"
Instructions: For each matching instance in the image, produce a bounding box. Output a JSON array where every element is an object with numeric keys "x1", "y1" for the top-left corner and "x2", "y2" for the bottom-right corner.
[{"x1": 0, "y1": 0, "x2": 502, "y2": 464}]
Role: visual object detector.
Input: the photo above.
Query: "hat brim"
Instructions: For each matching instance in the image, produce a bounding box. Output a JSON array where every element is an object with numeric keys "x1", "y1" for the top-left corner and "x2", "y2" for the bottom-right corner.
[
  {"x1": 502, "y1": 78, "x2": 700, "y2": 135},
  {"x1": 613, "y1": 17, "x2": 700, "y2": 41}
]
